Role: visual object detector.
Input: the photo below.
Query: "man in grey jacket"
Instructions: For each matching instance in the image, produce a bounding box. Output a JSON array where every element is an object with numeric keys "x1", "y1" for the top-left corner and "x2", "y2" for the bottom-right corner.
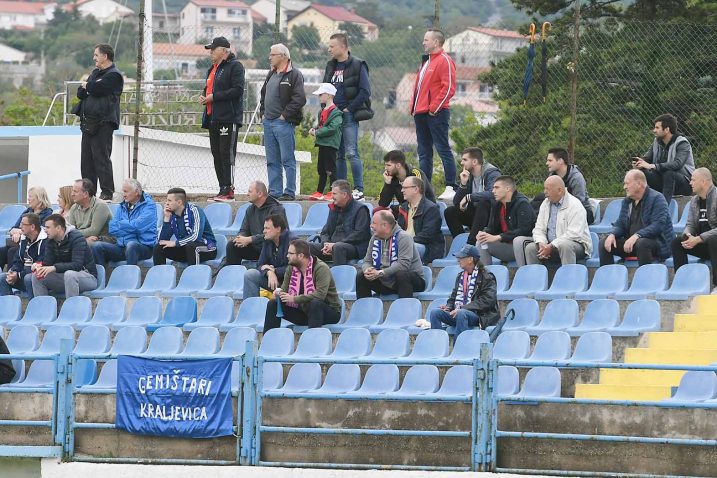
[
  {"x1": 633, "y1": 113, "x2": 694, "y2": 204},
  {"x1": 356, "y1": 210, "x2": 425, "y2": 298},
  {"x1": 671, "y1": 167, "x2": 717, "y2": 291}
]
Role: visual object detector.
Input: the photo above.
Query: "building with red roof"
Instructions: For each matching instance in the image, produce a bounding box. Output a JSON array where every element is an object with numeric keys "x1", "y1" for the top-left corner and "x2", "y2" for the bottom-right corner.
[{"x1": 287, "y1": 3, "x2": 378, "y2": 44}]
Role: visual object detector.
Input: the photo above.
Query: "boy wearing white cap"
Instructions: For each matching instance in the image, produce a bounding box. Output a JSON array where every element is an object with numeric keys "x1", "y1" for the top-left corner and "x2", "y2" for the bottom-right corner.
[{"x1": 309, "y1": 83, "x2": 343, "y2": 200}]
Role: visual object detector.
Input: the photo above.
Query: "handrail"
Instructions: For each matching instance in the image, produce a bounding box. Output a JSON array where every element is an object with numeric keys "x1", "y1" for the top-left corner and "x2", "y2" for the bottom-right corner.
[
  {"x1": 42, "y1": 92, "x2": 66, "y2": 126},
  {"x1": 0, "y1": 170, "x2": 30, "y2": 203}
]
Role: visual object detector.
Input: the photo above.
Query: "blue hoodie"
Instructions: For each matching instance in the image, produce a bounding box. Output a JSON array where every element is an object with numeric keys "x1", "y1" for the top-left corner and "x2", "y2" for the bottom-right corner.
[{"x1": 109, "y1": 192, "x2": 158, "y2": 247}]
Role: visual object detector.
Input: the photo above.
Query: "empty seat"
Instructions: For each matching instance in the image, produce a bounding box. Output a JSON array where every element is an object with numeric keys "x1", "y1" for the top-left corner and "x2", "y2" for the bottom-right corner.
[
  {"x1": 669, "y1": 199, "x2": 679, "y2": 222},
  {"x1": 294, "y1": 203, "x2": 329, "y2": 236},
  {"x1": 258, "y1": 328, "x2": 295, "y2": 356},
  {"x1": 589, "y1": 199, "x2": 621, "y2": 234},
  {"x1": 3, "y1": 359, "x2": 57, "y2": 388},
  {"x1": 416, "y1": 265, "x2": 461, "y2": 300},
  {"x1": 523, "y1": 299, "x2": 580, "y2": 335},
  {"x1": 183, "y1": 296, "x2": 234, "y2": 331},
  {"x1": 498, "y1": 265, "x2": 548, "y2": 300},
  {"x1": 353, "y1": 364, "x2": 400, "y2": 395},
  {"x1": 534, "y1": 264, "x2": 588, "y2": 300},
  {"x1": 493, "y1": 330, "x2": 530, "y2": 360},
  {"x1": 486, "y1": 264, "x2": 510, "y2": 292},
  {"x1": 528, "y1": 331, "x2": 572, "y2": 361},
  {"x1": 672, "y1": 203, "x2": 689, "y2": 235},
  {"x1": 565, "y1": 299, "x2": 620, "y2": 336},
  {"x1": 496, "y1": 366, "x2": 520, "y2": 396},
  {"x1": 312, "y1": 364, "x2": 361, "y2": 394},
  {"x1": 283, "y1": 203, "x2": 303, "y2": 230},
  {"x1": 220, "y1": 297, "x2": 268, "y2": 331},
  {"x1": 144, "y1": 327, "x2": 184, "y2": 355},
  {"x1": 327, "y1": 297, "x2": 383, "y2": 331},
  {"x1": 502, "y1": 299, "x2": 540, "y2": 330},
  {"x1": 214, "y1": 203, "x2": 250, "y2": 236},
  {"x1": 515, "y1": 367, "x2": 561, "y2": 398},
  {"x1": 36, "y1": 325, "x2": 75, "y2": 354},
  {"x1": 261, "y1": 362, "x2": 284, "y2": 391},
  {"x1": 203, "y1": 203, "x2": 232, "y2": 231},
  {"x1": 331, "y1": 328, "x2": 371, "y2": 358},
  {"x1": 6, "y1": 325, "x2": 39, "y2": 353},
  {"x1": 74, "y1": 325, "x2": 111, "y2": 354},
  {"x1": 583, "y1": 232, "x2": 601, "y2": 268},
  {"x1": 146, "y1": 296, "x2": 198, "y2": 332},
  {"x1": 449, "y1": 329, "x2": 490, "y2": 359},
  {"x1": 182, "y1": 327, "x2": 220, "y2": 355},
  {"x1": 406, "y1": 329, "x2": 449, "y2": 359},
  {"x1": 0, "y1": 296, "x2": 21, "y2": 326},
  {"x1": 219, "y1": 327, "x2": 257, "y2": 356},
  {"x1": 331, "y1": 265, "x2": 357, "y2": 298},
  {"x1": 367, "y1": 328, "x2": 410, "y2": 359},
  {"x1": 9, "y1": 296, "x2": 57, "y2": 329},
  {"x1": 433, "y1": 365, "x2": 473, "y2": 397},
  {"x1": 278, "y1": 363, "x2": 322, "y2": 393},
  {"x1": 113, "y1": 296, "x2": 162, "y2": 330},
  {"x1": 432, "y1": 233, "x2": 468, "y2": 267},
  {"x1": 614, "y1": 264, "x2": 668, "y2": 300},
  {"x1": 575, "y1": 265, "x2": 628, "y2": 300},
  {"x1": 163, "y1": 265, "x2": 212, "y2": 297},
  {"x1": 110, "y1": 326, "x2": 148, "y2": 354},
  {"x1": 667, "y1": 371, "x2": 717, "y2": 402},
  {"x1": 0, "y1": 205, "x2": 29, "y2": 234},
  {"x1": 87, "y1": 265, "x2": 141, "y2": 298},
  {"x1": 656, "y1": 263, "x2": 710, "y2": 300},
  {"x1": 78, "y1": 296, "x2": 126, "y2": 330},
  {"x1": 369, "y1": 298, "x2": 422, "y2": 333},
  {"x1": 606, "y1": 299, "x2": 661, "y2": 336},
  {"x1": 40, "y1": 296, "x2": 92, "y2": 329},
  {"x1": 197, "y1": 265, "x2": 246, "y2": 299},
  {"x1": 203, "y1": 234, "x2": 229, "y2": 268},
  {"x1": 388, "y1": 365, "x2": 439, "y2": 396},
  {"x1": 569, "y1": 332, "x2": 612, "y2": 362},
  {"x1": 293, "y1": 328, "x2": 333, "y2": 357},
  {"x1": 126, "y1": 265, "x2": 177, "y2": 297}
]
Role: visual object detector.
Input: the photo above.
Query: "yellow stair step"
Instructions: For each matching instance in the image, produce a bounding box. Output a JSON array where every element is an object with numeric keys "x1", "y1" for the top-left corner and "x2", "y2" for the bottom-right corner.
[
  {"x1": 695, "y1": 295, "x2": 717, "y2": 314},
  {"x1": 624, "y1": 348, "x2": 717, "y2": 365},
  {"x1": 647, "y1": 332, "x2": 717, "y2": 349},
  {"x1": 674, "y1": 315, "x2": 717, "y2": 332},
  {"x1": 575, "y1": 383, "x2": 672, "y2": 401},
  {"x1": 598, "y1": 368, "x2": 685, "y2": 387}
]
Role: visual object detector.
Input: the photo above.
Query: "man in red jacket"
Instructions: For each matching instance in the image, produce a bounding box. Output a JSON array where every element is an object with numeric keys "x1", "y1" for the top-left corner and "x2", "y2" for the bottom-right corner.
[{"x1": 411, "y1": 29, "x2": 457, "y2": 202}]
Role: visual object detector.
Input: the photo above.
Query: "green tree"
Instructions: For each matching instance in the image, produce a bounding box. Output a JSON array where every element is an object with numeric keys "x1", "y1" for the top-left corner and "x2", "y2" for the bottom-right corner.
[
  {"x1": 0, "y1": 87, "x2": 55, "y2": 126},
  {"x1": 291, "y1": 25, "x2": 321, "y2": 51},
  {"x1": 339, "y1": 22, "x2": 365, "y2": 46}
]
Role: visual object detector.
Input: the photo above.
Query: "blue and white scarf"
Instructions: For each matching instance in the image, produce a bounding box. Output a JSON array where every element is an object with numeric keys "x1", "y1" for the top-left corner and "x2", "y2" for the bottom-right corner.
[
  {"x1": 371, "y1": 231, "x2": 399, "y2": 269},
  {"x1": 170, "y1": 204, "x2": 215, "y2": 249},
  {"x1": 454, "y1": 267, "x2": 480, "y2": 309}
]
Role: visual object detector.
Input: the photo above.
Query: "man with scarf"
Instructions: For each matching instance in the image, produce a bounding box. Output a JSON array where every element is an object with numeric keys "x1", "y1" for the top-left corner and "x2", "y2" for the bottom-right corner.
[
  {"x1": 154, "y1": 188, "x2": 217, "y2": 265},
  {"x1": 356, "y1": 210, "x2": 425, "y2": 299},
  {"x1": 263, "y1": 239, "x2": 341, "y2": 332},
  {"x1": 429, "y1": 245, "x2": 499, "y2": 335}
]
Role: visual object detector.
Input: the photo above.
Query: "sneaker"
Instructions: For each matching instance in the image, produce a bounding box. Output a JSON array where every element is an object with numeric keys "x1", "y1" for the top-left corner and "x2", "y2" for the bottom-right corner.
[
  {"x1": 438, "y1": 186, "x2": 456, "y2": 200},
  {"x1": 208, "y1": 187, "x2": 227, "y2": 202},
  {"x1": 99, "y1": 192, "x2": 114, "y2": 201},
  {"x1": 352, "y1": 189, "x2": 365, "y2": 201},
  {"x1": 712, "y1": 287, "x2": 717, "y2": 295},
  {"x1": 214, "y1": 186, "x2": 235, "y2": 202},
  {"x1": 308, "y1": 192, "x2": 324, "y2": 201},
  {"x1": 278, "y1": 194, "x2": 295, "y2": 201},
  {"x1": 323, "y1": 191, "x2": 333, "y2": 201}
]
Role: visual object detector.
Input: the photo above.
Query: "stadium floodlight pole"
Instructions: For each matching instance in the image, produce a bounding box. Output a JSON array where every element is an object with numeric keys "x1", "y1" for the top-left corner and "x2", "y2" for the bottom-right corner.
[
  {"x1": 132, "y1": 0, "x2": 145, "y2": 178},
  {"x1": 433, "y1": 0, "x2": 440, "y2": 29},
  {"x1": 274, "y1": 0, "x2": 281, "y2": 43},
  {"x1": 568, "y1": 0, "x2": 581, "y2": 161}
]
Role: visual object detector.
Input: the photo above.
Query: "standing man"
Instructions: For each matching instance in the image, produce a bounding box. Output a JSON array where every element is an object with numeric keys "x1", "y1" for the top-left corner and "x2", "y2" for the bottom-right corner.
[
  {"x1": 0, "y1": 213, "x2": 47, "y2": 299},
  {"x1": 243, "y1": 214, "x2": 296, "y2": 299},
  {"x1": 396, "y1": 176, "x2": 445, "y2": 264},
  {"x1": 260, "y1": 43, "x2": 306, "y2": 201},
  {"x1": 200, "y1": 37, "x2": 245, "y2": 202},
  {"x1": 76, "y1": 44, "x2": 124, "y2": 201},
  {"x1": 633, "y1": 113, "x2": 694, "y2": 204},
  {"x1": 410, "y1": 29, "x2": 457, "y2": 201},
  {"x1": 323, "y1": 32, "x2": 372, "y2": 201},
  {"x1": 67, "y1": 178, "x2": 112, "y2": 243}
]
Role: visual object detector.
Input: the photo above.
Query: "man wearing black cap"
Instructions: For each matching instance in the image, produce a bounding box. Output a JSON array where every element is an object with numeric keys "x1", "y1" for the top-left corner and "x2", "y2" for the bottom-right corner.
[{"x1": 201, "y1": 37, "x2": 246, "y2": 202}]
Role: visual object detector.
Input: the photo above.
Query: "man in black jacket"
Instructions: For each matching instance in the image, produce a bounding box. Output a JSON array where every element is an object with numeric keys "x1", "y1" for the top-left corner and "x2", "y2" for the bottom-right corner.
[
  {"x1": 0, "y1": 336, "x2": 15, "y2": 385},
  {"x1": 76, "y1": 43, "x2": 124, "y2": 201},
  {"x1": 201, "y1": 37, "x2": 245, "y2": 202},
  {"x1": 243, "y1": 214, "x2": 296, "y2": 298},
  {"x1": 397, "y1": 176, "x2": 444, "y2": 264},
  {"x1": 309, "y1": 180, "x2": 370, "y2": 265},
  {"x1": 0, "y1": 213, "x2": 46, "y2": 299},
  {"x1": 260, "y1": 43, "x2": 306, "y2": 200},
  {"x1": 377, "y1": 150, "x2": 435, "y2": 211},
  {"x1": 323, "y1": 33, "x2": 372, "y2": 201},
  {"x1": 31, "y1": 214, "x2": 98, "y2": 298}
]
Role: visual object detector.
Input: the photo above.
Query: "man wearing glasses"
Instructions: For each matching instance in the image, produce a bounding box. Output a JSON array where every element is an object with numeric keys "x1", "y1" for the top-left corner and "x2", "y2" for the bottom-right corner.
[
  {"x1": 0, "y1": 213, "x2": 47, "y2": 298},
  {"x1": 396, "y1": 176, "x2": 444, "y2": 264}
]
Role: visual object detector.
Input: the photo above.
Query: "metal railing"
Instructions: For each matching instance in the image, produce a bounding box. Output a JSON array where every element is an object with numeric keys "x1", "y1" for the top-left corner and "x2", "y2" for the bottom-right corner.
[{"x1": 0, "y1": 170, "x2": 30, "y2": 204}]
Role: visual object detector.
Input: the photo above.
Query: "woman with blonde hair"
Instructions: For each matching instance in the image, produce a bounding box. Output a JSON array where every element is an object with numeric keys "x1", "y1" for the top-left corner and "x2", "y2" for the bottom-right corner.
[
  {"x1": 0, "y1": 186, "x2": 54, "y2": 270},
  {"x1": 57, "y1": 185, "x2": 73, "y2": 218}
]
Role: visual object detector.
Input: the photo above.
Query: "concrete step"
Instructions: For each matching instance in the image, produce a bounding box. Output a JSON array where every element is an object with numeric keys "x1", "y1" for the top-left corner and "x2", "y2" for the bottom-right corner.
[
  {"x1": 574, "y1": 383, "x2": 672, "y2": 401},
  {"x1": 695, "y1": 295, "x2": 717, "y2": 314},
  {"x1": 647, "y1": 331, "x2": 717, "y2": 349},
  {"x1": 624, "y1": 348, "x2": 717, "y2": 365},
  {"x1": 597, "y1": 368, "x2": 685, "y2": 387},
  {"x1": 674, "y1": 314, "x2": 717, "y2": 332}
]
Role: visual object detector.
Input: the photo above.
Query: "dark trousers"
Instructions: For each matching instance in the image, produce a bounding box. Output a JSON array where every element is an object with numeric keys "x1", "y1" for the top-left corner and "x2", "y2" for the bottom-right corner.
[
  {"x1": 309, "y1": 242, "x2": 359, "y2": 266},
  {"x1": 356, "y1": 269, "x2": 425, "y2": 299},
  {"x1": 444, "y1": 199, "x2": 491, "y2": 245},
  {"x1": 645, "y1": 169, "x2": 691, "y2": 204},
  {"x1": 414, "y1": 109, "x2": 456, "y2": 188},
  {"x1": 153, "y1": 241, "x2": 217, "y2": 266},
  {"x1": 208, "y1": 122, "x2": 239, "y2": 189},
  {"x1": 226, "y1": 242, "x2": 261, "y2": 265},
  {"x1": 81, "y1": 123, "x2": 115, "y2": 196},
  {"x1": 599, "y1": 236, "x2": 661, "y2": 266},
  {"x1": 317, "y1": 146, "x2": 337, "y2": 194},
  {"x1": 0, "y1": 245, "x2": 16, "y2": 271},
  {"x1": 0, "y1": 364, "x2": 14, "y2": 385},
  {"x1": 672, "y1": 236, "x2": 717, "y2": 285},
  {"x1": 263, "y1": 298, "x2": 341, "y2": 332}
]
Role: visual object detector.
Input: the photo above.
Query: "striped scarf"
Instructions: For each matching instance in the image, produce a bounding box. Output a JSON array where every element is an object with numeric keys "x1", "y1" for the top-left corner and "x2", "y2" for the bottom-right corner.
[
  {"x1": 286, "y1": 256, "x2": 315, "y2": 308},
  {"x1": 371, "y1": 231, "x2": 399, "y2": 269},
  {"x1": 454, "y1": 267, "x2": 480, "y2": 309}
]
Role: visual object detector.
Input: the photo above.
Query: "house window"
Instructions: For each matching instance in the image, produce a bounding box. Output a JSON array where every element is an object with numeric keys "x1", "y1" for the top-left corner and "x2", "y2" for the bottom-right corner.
[
  {"x1": 232, "y1": 27, "x2": 241, "y2": 39},
  {"x1": 455, "y1": 83, "x2": 467, "y2": 97},
  {"x1": 181, "y1": 62, "x2": 189, "y2": 74},
  {"x1": 158, "y1": 20, "x2": 164, "y2": 28},
  {"x1": 181, "y1": 27, "x2": 184, "y2": 36},
  {"x1": 200, "y1": 7, "x2": 216, "y2": 20},
  {"x1": 479, "y1": 83, "x2": 494, "y2": 98},
  {"x1": 227, "y1": 8, "x2": 245, "y2": 17},
  {"x1": 181, "y1": 12, "x2": 184, "y2": 19},
  {"x1": 204, "y1": 26, "x2": 214, "y2": 37}
]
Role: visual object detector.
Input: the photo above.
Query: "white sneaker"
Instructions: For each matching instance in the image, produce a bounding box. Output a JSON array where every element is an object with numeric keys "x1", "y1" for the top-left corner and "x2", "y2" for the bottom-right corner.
[
  {"x1": 352, "y1": 189, "x2": 365, "y2": 201},
  {"x1": 438, "y1": 186, "x2": 455, "y2": 200},
  {"x1": 711, "y1": 287, "x2": 717, "y2": 295}
]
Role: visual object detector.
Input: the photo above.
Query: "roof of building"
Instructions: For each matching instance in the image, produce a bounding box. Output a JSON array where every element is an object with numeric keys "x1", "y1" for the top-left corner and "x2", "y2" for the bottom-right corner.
[
  {"x1": 250, "y1": 8, "x2": 265, "y2": 22},
  {"x1": 0, "y1": 0, "x2": 54, "y2": 14},
  {"x1": 455, "y1": 66, "x2": 491, "y2": 81},
  {"x1": 298, "y1": 3, "x2": 375, "y2": 26},
  {"x1": 154, "y1": 43, "x2": 208, "y2": 56},
  {"x1": 467, "y1": 26, "x2": 524, "y2": 40}
]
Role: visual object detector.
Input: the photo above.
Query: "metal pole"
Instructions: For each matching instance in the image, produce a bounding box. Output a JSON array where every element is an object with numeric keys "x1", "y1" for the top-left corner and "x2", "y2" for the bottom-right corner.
[
  {"x1": 433, "y1": 0, "x2": 440, "y2": 29},
  {"x1": 132, "y1": 0, "x2": 145, "y2": 179},
  {"x1": 568, "y1": 0, "x2": 581, "y2": 160},
  {"x1": 274, "y1": 0, "x2": 281, "y2": 43}
]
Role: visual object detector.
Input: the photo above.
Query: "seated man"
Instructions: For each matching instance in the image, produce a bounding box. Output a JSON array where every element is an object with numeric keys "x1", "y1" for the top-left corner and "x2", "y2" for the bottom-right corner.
[
  {"x1": 532, "y1": 148, "x2": 594, "y2": 224},
  {"x1": 67, "y1": 178, "x2": 112, "y2": 243},
  {"x1": 0, "y1": 213, "x2": 47, "y2": 298},
  {"x1": 524, "y1": 176, "x2": 592, "y2": 266},
  {"x1": 91, "y1": 178, "x2": 157, "y2": 267},
  {"x1": 226, "y1": 181, "x2": 286, "y2": 266},
  {"x1": 672, "y1": 167, "x2": 717, "y2": 292},
  {"x1": 32, "y1": 214, "x2": 98, "y2": 298},
  {"x1": 377, "y1": 150, "x2": 435, "y2": 211},
  {"x1": 396, "y1": 176, "x2": 445, "y2": 264},
  {"x1": 633, "y1": 113, "x2": 694, "y2": 204},
  {"x1": 356, "y1": 210, "x2": 425, "y2": 298},
  {"x1": 429, "y1": 245, "x2": 499, "y2": 336},
  {"x1": 600, "y1": 170, "x2": 674, "y2": 266},
  {"x1": 445, "y1": 147, "x2": 500, "y2": 244},
  {"x1": 309, "y1": 180, "x2": 370, "y2": 265},
  {"x1": 263, "y1": 239, "x2": 342, "y2": 332},
  {"x1": 243, "y1": 214, "x2": 296, "y2": 298},
  {"x1": 0, "y1": 186, "x2": 53, "y2": 271},
  {"x1": 476, "y1": 175, "x2": 535, "y2": 266},
  {"x1": 154, "y1": 188, "x2": 217, "y2": 265}
]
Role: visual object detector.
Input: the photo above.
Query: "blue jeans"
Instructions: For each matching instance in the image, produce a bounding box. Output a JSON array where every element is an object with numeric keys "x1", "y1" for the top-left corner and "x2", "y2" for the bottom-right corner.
[
  {"x1": 430, "y1": 308, "x2": 479, "y2": 336},
  {"x1": 92, "y1": 241, "x2": 153, "y2": 267},
  {"x1": 264, "y1": 118, "x2": 297, "y2": 197},
  {"x1": 415, "y1": 243, "x2": 427, "y2": 261},
  {"x1": 0, "y1": 272, "x2": 33, "y2": 299},
  {"x1": 336, "y1": 111, "x2": 363, "y2": 190},
  {"x1": 414, "y1": 109, "x2": 456, "y2": 188}
]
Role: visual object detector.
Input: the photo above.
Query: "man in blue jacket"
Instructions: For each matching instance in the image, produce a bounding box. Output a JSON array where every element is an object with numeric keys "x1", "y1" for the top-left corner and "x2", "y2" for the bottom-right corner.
[
  {"x1": 154, "y1": 188, "x2": 217, "y2": 265},
  {"x1": 600, "y1": 170, "x2": 674, "y2": 266},
  {"x1": 91, "y1": 178, "x2": 157, "y2": 267},
  {"x1": 243, "y1": 214, "x2": 296, "y2": 298},
  {"x1": 0, "y1": 213, "x2": 46, "y2": 298}
]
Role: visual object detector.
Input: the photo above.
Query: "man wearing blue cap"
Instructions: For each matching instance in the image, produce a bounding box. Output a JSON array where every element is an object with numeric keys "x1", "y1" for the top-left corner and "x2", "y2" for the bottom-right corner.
[{"x1": 429, "y1": 244, "x2": 499, "y2": 336}]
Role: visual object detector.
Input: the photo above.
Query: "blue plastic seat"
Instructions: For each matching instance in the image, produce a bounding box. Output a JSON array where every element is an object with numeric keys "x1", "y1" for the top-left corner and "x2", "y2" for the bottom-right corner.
[
  {"x1": 87, "y1": 265, "x2": 141, "y2": 298},
  {"x1": 528, "y1": 331, "x2": 571, "y2": 361},
  {"x1": 0, "y1": 205, "x2": 28, "y2": 235},
  {"x1": 40, "y1": 296, "x2": 92, "y2": 329},
  {"x1": 0, "y1": 296, "x2": 21, "y2": 326},
  {"x1": 293, "y1": 328, "x2": 333, "y2": 357},
  {"x1": 220, "y1": 297, "x2": 269, "y2": 331},
  {"x1": 82, "y1": 360, "x2": 118, "y2": 389},
  {"x1": 432, "y1": 233, "x2": 468, "y2": 267},
  {"x1": 78, "y1": 296, "x2": 127, "y2": 330},
  {"x1": 614, "y1": 264, "x2": 668, "y2": 300},
  {"x1": 203, "y1": 234, "x2": 228, "y2": 268},
  {"x1": 523, "y1": 299, "x2": 579, "y2": 335},
  {"x1": 112, "y1": 296, "x2": 162, "y2": 330},
  {"x1": 406, "y1": 329, "x2": 449, "y2": 359},
  {"x1": 656, "y1": 263, "x2": 710, "y2": 300},
  {"x1": 502, "y1": 299, "x2": 540, "y2": 330},
  {"x1": 589, "y1": 199, "x2": 621, "y2": 234},
  {"x1": 433, "y1": 365, "x2": 473, "y2": 397},
  {"x1": 534, "y1": 265, "x2": 588, "y2": 300},
  {"x1": 388, "y1": 365, "x2": 439, "y2": 396},
  {"x1": 8, "y1": 296, "x2": 57, "y2": 329},
  {"x1": 575, "y1": 265, "x2": 628, "y2": 300},
  {"x1": 278, "y1": 363, "x2": 322, "y2": 392},
  {"x1": 437, "y1": 201, "x2": 449, "y2": 235},
  {"x1": 144, "y1": 326, "x2": 184, "y2": 355},
  {"x1": 668, "y1": 199, "x2": 679, "y2": 223},
  {"x1": 331, "y1": 328, "x2": 371, "y2": 358},
  {"x1": 672, "y1": 203, "x2": 689, "y2": 234},
  {"x1": 353, "y1": 364, "x2": 400, "y2": 395},
  {"x1": 3, "y1": 359, "x2": 56, "y2": 388},
  {"x1": 110, "y1": 326, "x2": 148, "y2": 354},
  {"x1": 219, "y1": 327, "x2": 257, "y2": 356},
  {"x1": 515, "y1": 367, "x2": 561, "y2": 398},
  {"x1": 369, "y1": 298, "x2": 422, "y2": 333},
  {"x1": 37, "y1": 325, "x2": 75, "y2": 354},
  {"x1": 74, "y1": 325, "x2": 111, "y2": 354},
  {"x1": 283, "y1": 203, "x2": 303, "y2": 231},
  {"x1": 569, "y1": 332, "x2": 612, "y2": 362},
  {"x1": 294, "y1": 203, "x2": 329, "y2": 236},
  {"x1": 416, "y1": 265, "x2": 460, "y2": 300},
  {"x1": 182, "y1": 327, "x2": 220, "y2": 355},
  {"x1": 146, "y1": 296, "x2": 198, "y2": 332},
  {"x1": 565, "y1": 299, "x2": 620, "y2": 336},
  {"x1": 183, "y1": 296, "x2": 234, "y2": 331},
  {"x1": 583, "y1": 232, "x2": 601, "y2": 268},
  {"x1": 496, "y1": 366, "x2": 520, "y2": 396},
  {"x1": 665, "y1": 371, "x2": 717, "y2": 402},
  {"x1": 258, "y1": 328, "x2": 295, "y2": 356},
  {"x1": 589, "y1": 199, "x2": 601, "y2": 225},
  {"x1": 107, "y1": 203, "x2": 120, "y2": 217},
  {"x1": 203, "y1": 203, "x2": 232, "y2": 231},
  {"x1": 262, "y1": 362, "x2": 284, "y2": 391},
  {"x1": 327, "y1": 297, "x2": 383, "y2": 331},
  {"x1": 312, "y1": 364, "x2": 361, "y2": 394},
  {"x1": 486, "y1": 264, "x2": 510, "y2": 292},
  {"x1": 331, "y1": 265, "x2": 357, "y2": 298},
  {"x1": 367, "y1": 328, "x2": 410, "y2": 359},
  {"x1": 6, "y1": 325, "x2": 39, "y2": 353},
  {"x1": 606, "y1": 299, "x2": 661, "y2": 336},
  {"x1": 198, "y1": 265, "x2": 246, "y2": 298},
  {"x1": 214, "y1": 203, "x2": 250, "y2": 235},
  {"x1": 126, "y1": 265, "x2": 177, "y2": 297},
  {"x1": 498, "y1": 264, "x2": 548, "y2": 300},
  {"x1": 162, "y1": 265, "x2": 212, "y2": 297},
  {"x1": 449, "y1": 329, "x2": 490, "y2": 359},
  {"x1": 492, "y1": 330, "x2": 530, "y2": 360}
]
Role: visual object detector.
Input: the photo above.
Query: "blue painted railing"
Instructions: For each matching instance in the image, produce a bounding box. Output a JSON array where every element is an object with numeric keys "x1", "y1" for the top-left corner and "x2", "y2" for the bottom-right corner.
[{"x1": 0, "y1": 170, "x2": 30, "y2": 203}]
